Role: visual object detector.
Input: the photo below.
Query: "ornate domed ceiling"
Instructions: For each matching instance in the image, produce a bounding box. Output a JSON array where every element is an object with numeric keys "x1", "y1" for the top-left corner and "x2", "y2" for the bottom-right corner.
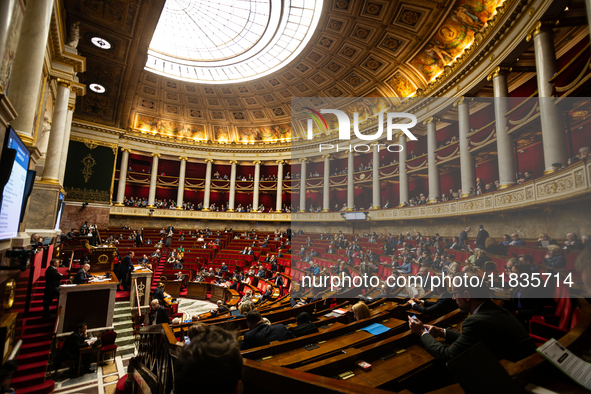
[{"x1": 68, "y1": 0, "x2": 509, "y2": 145}]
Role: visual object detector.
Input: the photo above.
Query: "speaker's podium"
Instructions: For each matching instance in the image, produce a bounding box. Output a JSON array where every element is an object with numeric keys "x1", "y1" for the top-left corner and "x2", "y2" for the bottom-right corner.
[{"x1": 56, "y1": 244, "x2": 119, "y2": 335}]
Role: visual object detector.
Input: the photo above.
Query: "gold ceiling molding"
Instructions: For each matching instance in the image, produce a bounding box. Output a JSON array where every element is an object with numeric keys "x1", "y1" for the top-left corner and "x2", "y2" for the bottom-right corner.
[
  {"x1": 49, "y1": 0, "x2": 85, "y2": 73},
  {"x1": 70, "y1": 135, "x2": 118, "y2": 154}
]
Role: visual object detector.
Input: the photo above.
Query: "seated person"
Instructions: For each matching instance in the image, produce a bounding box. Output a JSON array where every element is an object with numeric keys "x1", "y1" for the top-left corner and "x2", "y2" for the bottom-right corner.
[
  {"x1": 352, "y1": 302, "x2": 370, "y2": 321},
  {"x1": 173, "y1": 260, "x2": 183, "y2": 269},
  {"x1": 409, "y1": 285, "x2": 457, "y2": 318},
  {"x1": 73, "y1": 264, "x2": 94, "y2": 284},
  {"x1": 58, "y1": 322, "x2": 96, "y2": 376},
  {"x1": 152, "y1": 282, "x2": 170, "y2": 304},
  {"x1": 261, "y1": 285, "x2": 273, "y2": 301},
  {"x1": 408, "y1": 272, "x2": 536, "y2": 363},
  {"x1": 288, "y1": 312, "x2": 319, "y2": 338},
  {"x1": 241, "y1": 311, "x2": 294, "y2": 350},
  {"x1": 174, "y1": 325, "x2": 242, "y2": 394},
  {"x1": 210, "y1": 300, "x2": 230, "y2": 317},
  {"x1": 544, "y1": 245, "x2": 567, "y2": 269},
  {"x1": 148, "y1": 300, "x2": 170, "y2": 325}
]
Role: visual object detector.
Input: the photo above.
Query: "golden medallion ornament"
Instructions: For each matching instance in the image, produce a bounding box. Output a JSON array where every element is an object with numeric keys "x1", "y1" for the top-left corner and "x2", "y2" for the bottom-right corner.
[
  {"x1": 98, "y1": 254, "x2": 109, "y2": 264},
  {"x1": 3, "y1": 279, "x2": 16, "y2": 309}
]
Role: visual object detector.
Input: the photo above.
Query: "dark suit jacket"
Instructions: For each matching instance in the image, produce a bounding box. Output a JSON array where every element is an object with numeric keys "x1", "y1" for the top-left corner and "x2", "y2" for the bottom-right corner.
[
  {"x1": 476, "y1": 229, "x2": 489, "y2": 249},
  {"x1": 73, "y1": 269, "x2": 91, "y2": 284},
  {"x1": 62, "y1": 330, "x2": 89, "y2": 358},
  {"x1": 288, "y1": 321, "x2": 319, "y2": 338},
  {"x1": 459, "y1": 231, "x2": 469, "y2": 250},
  {"x1": 420, "y1": 300, "x2": 535, "y2": 363},
  {"x1": 241, "y1": 323, "x2": 294, "y2": 350},
  {"x1": 120, "y1": 255, "x2": 134, "y2": 275},
  {"x1": 411, "y1": 292, "x2": 457, "y2": 317},
  {"x1": 149, "y1": 306, "x2": 170, "y2": 325},
  {"x1": 44, "y1": 266, "x2": 63, "y2": 294}
]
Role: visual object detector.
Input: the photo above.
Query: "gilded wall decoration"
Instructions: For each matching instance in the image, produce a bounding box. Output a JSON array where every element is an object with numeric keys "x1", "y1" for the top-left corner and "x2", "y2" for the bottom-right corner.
[
  {"x1": 81, "y1": 154, "x2": 96, "y2": 182},
  {"x1": 387, "y1": 72, "x2": 416, "y2": 97},
  {"x1": 536, "y1": 178, "x2": 575, "y2": 197},
  {"x1": 213, "y1": 126, "x2": 230, "y2": 142},
  {"x1": 135, "y1": 115, "x2": 206, "y2": 140},
  {"x1": 237, "y1": 124, "x2": 292, "y2": 143}
]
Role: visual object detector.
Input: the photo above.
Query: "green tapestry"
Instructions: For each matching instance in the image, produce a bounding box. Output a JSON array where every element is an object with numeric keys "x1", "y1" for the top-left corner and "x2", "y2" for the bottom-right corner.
[{"x1": 63, "y1": 140, "x2": 116, "y2": 203}]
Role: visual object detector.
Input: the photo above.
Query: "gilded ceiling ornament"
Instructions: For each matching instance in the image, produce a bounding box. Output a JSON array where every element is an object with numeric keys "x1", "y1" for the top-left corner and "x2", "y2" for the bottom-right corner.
[{"x1": 84, "y1": 140, "x2": 99, "y2": 150}]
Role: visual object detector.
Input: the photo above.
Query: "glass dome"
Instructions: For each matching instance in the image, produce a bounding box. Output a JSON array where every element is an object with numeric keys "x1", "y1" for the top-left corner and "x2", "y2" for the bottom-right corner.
[{"x1": 145, "y1": 0, "x2": 323, "y2": 84}]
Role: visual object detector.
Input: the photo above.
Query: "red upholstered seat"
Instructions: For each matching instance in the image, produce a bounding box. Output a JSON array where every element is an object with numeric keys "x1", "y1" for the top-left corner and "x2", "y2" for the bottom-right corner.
[
  {"x1": 100, "y1": 331, "x2": 118, "y2": 364},
  {"x1": 115, "y1": 374, "x2": 129, "y2": 394},
  {"x1": 101, "y1": 344, "x2": 117, "y2": 352}
]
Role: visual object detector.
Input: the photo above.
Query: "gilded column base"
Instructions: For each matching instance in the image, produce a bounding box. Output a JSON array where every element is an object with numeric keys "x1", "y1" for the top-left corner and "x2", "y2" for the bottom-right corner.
[
  {"x1": 460, "y1": 193, "x2": 471, "y2": 198},
  {"x1": 147, "y1": 205, "x2": 155, "y2": 208},
  {"x1": 346, "y1": 207, "x2": 354, "y2": 211},
  {"x1": 398, "y1": 203, "x2": 405, "y2": 207},
  {"x1": 543, "y1": 168, "x2": 556, "y2": 175},
  {"x1": 17, "y1": 132, "x2": 35, "y2": 147},
  {"x1": 370, "y1": 205, "x2": 381, "y2": 210},
  {"x1": 175, "y1": 206, "x2": 183, "y2": 210},
  {"x1": 201, "y1": 208, "x2": 209, "y2": 211},
  {"x1": 497, "y1": 182, "x2": 514, "y2": 190},
  {"x1": 251, "y1": 210, "x2": 258, "y2": 213},
  {"x1": 298, "y1": 210, "x2": 306, "y2": 212},
  {"x1": 38, "y1": 178, "x2": 61, "y2": 186},
  {"x1": 322, "y1": 209, "x2": 330, "y2": 212},
  {"x1": 114, "y1": 202, "x2": 124, "y2": 207},
  {"x1": 226, "y1": 209, "x2": 234, "y2": 212},
  {"x1": 428, "y1": 198, "x2": 438, "y2": 203},
  {"x1": 275, "y1": 210, "x2": 282, "y2": 213}
]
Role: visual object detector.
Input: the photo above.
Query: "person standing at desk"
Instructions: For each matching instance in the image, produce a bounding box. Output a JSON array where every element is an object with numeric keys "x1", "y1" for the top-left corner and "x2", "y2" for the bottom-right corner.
[
  {"x1": 73, "y1": 264, "x2": 94, "y2": 284},
  {"x1": 43, "y1": 258, "x2": 63, "y2": 318},
  {"x1": 118, "y1": 251, "x2": 134, "y2": 291}
]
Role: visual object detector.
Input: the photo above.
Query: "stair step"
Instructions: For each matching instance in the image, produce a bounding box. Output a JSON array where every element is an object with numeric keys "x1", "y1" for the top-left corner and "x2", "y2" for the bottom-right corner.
[
  {"x1": 22, "y1": 322, "x2": 54, "y2": 335},
  {"x1": 117, "y1": 343, "x2": 136, "y2": 356},
  {"x1": 12, "y1": 360, "x2": 48, "y2": 377},
  {"x1": 17, "y1": 349, "x2": 50, "y2": 364},
  {"x1": 20, "y1": 340, "x2": 52, "y2": 354},
  {"x1": 21, "y1": 331, "x2": 53, "y2": 341},
  {"x1": 11, "y1": 371, "x2": 46, "y2": 388},
  {"x1": 12, "y1": 379, "x2": 55, "y2": 394}
]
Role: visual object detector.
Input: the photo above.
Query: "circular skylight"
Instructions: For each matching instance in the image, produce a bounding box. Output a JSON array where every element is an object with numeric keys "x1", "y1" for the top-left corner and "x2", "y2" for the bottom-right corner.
[
  {"x1": 145, "y1": 0, "x2": 323, "y2": 84},
  {"x1": 90, "y1": 37, "x2": 112, "y2": 50},
  {"x1": 89, "y1": 83, "x2": 106, "y2": 93}
]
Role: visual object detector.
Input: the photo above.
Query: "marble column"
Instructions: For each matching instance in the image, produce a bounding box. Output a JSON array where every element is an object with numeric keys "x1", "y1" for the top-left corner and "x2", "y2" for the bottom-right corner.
[
  {"x1": 147, "y1": 153, "x2": 160, "y2": 208},
  {"x1": 488, "y1": 67, "x2": 516, "y2": 189},
  {"x1": 39, "y1": 80, "x2": 71, "y2": 185},
  {"x1": 276, "y1": 160, "x2": 284, "y2": 212},
  {"x1": 202, "y1": 159, "x2": 213, "y2": 211},
  {"x1": 58, "y1": 105, "x2": 75, "y2": 185},
  {"x1": 347, "y1": 150, "x2": 354, "y2": 211},
  {"x1": 455, "y1": 97, "x2": 475, "y2": 197},
  {"x1": 227, "y1": 160, "x2": 237, "y2": 212},
  {"x1": 252, "y1": 161, "x2": 261, "y2": 212},
  {"x1": 8, "y1": 0, "x2": 54, "y2": 146},
  {"x1": 115, "y1": 148, "x2": 130, "y2": 206},
  {"x1": 299, "y1": 158, "x2": 307, "y2": 212},
  {"x1": 176, "y1": 157, "x2": 187, "y2": 209},
  {"x1": 528, "y1": 21, "x2": 568, "y2": 173},
  {"x1": 0, "y1": 1, "x2": 15, "y2": 71},
  {"x1": 322, "y1": 154, "x2": 330, "y2": 212},
  {"x1": 425, "y1": 117, "x2": 440, "y2": 202},
  {"x1": 371, "y1": 143, "x2": 381, "y2": 209},
  {"x1": 398, "y1": 134, "x2": 408, "y2": 206}
]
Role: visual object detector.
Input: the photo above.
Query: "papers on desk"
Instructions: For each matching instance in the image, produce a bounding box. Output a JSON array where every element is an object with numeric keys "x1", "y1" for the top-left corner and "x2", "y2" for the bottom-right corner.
[
  {"x1": 85, "y1": 337, "x2": 97, "y2": 345},
  {"x1": 61, "y1": 284, "x2": 77, "y2": 287},
  {"x1": 91, "y1": 278, "x2": 110, "y2": 282},
  {"x1": 332, "y1": 308, "x2": 348, "y2": 315},
  {"x1": 361, "y1": 323, "x2": 390, "y2": 336},
  {"x1": 537, "y1": 338, "x2": 591, "y2": 389}
]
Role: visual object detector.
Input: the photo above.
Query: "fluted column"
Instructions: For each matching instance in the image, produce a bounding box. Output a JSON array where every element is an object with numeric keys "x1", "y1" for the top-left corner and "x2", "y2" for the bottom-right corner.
[
  {"x1": 398, "y1": 134, "x2": 408, "y2": 206},
  {"x1": 252, "y1": 161, "x2": 261, "y2": 211},
  {"x1": 39, "y1": 80, "x2": 71, "y2": 185},
  {"x1": 276, "y1": 160, "x2": 284, "y2": 212},
  {"x1": 371, "y1": 143, "x2": 381, "y2": 209},
  {"x1": 202, "y1": 159, "x2": 213, "y2": 211},
  {"x1": 528, "y1": 21, "x2": 568, "y2": 173},
  {"x1": 8, "y1": 0, "x2": 54, "y2": 145},
  {"x1": 347, "y1": 150, "x2": 354, "y2": 211},
  {"x1": 58, "y1": 104, "x2": 75, "y2": 185},
  {"x1": 455, "y1": 97, "x2": 475, "y2": 197},
  {"x1": 322, "y1": 154, "x2": 330, "y2": 211},
  {"x1": 488, "y1": 67, "x2": 516, "y2": 189},
  {"x1": 176, "y1": 157, "x2": 187, "y2": 209},
  {"x1": 299, "y1": 158, "x2": 307, "y2": 212},
  {"x1": 425, "y1": 117, "x2": 440, "y2": 202},
  {"x1": 228, "y1": 160, "x2": 237, "y2": 212},
  {"x1": 115, "y1": 148, "x2": 130, "y2": 206},
  {"x1": 147, "y1": 153, "x2": 160, "y2": 208}
]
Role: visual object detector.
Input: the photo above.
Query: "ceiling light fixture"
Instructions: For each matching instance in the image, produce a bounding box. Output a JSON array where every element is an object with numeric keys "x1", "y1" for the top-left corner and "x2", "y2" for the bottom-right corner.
[
  {"x1": 90, "y1": 37, "x2": 112, "y2": 50},
  {"x1": 89, "y1": 83, "x2": 106, "y2": 93}
]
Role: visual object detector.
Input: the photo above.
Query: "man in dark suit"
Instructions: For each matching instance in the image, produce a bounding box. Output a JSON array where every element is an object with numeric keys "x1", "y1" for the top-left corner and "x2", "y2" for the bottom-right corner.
[
  {"x1": 241, "y1": 310, "x2": 294, "y2": 350},
  {"x1": 60, "y1": 323, "x2": 96, "y2": 375},
  {"x1": 148, "y1": 300, "x2": 170, "y2": 325},
  {"x1": 118, "y1": 251, "x2": 134, "y2": 291},
  {"x1": 409, "y1": 272, "x2": 536, "y2": 363},
  {"x1": 135, "y1": 231, "x2": 143, "y2": 247},
  {"x1": 210, "y1": 300, "x2": 229, "y2": 317},
  {"x1": 288, "y1": 312, "x2": 319, "y2": 338},
  {"x1": 459, "y1": 226, "x2": 471, "y2": 251},
  {"x1": 73, "y1": 264, "x2": 94, "y2": 284},
  {"x1": 43, "y1": 259, "x2": 63, "y2": 317},
  {"x1": 410, "y1": 290, "x2": 457, "y2": 318},
  {"x1": 476, "y1": 224, "x2": 489, "y2": 250}
]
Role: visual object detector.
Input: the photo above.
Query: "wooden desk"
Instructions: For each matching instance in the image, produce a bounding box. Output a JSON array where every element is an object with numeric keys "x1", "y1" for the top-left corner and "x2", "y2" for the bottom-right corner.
[
  {"x1": 57, "y1": 271, "x2": 118, "y2": 334},
  {"x1": 78, "y1": 346, "x2": 101, "y2": 376},
  {"x1": 187, "y1": 282, "x2": 208, "y2": 300},
  {"x1": 162, "y1": 281, "x2": 182, "y2": 298},
  {"x1": 131, "y1": 266, "x2": 153, "y2": 310}
]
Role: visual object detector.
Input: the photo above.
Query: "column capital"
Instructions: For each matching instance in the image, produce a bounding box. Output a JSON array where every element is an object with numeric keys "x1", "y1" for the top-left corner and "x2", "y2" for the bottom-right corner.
[
  {"x1": 276, "y1": 159, "x2": 286, "y2": 164},
  {"x1": 452, "y1": 96, "x2": 472, "y2": 108},
  {"x1": 322, "y1": 154, "x2": 332, "y2": 159},
  {"x1": 526, "y1": 20, "x2": 559, "y2": 42},
  {"x1": 253, "y1": 160, "x2": 262, "y2": 165},
  {"x1": 68, "y1": 104, "x2": 75, "y2": 111},
  {"x1": 55, "y1": 78, "x2": 73, "y2": 89},
  {"x1": 151, "y1": 153, "x2": 161, "y2": 158},
  {"x1": 298, "y1": 158, "x2": 308, "y2": 162},
  {"x1": 120, "y1": 148, "x2": 131, "y2": 153},
  {"x1": 204, "y1": 159, "x2": 214, "y2": 163},
  {"x1": 487, "y1": 66, "x2": 512, "y2": 81},
  {"x1": 179, "y1": 156, "x2": 188, "y2": 161},
  {"x1": 369, "y1": 141, "x2": 381, "y2": 147},
  {"x1": 394, "y1": 131, "x2": 408, "y2": 139},
  {"x1": 422, "y1": 117, "x2": 440, "y2": 125},
  {"x1": 230, "y1": 160, "x2": 238, "y2": 164}
]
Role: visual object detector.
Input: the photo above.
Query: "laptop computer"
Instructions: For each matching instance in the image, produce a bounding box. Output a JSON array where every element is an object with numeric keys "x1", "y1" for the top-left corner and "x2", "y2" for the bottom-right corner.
[
  {"x1": 446, "y1": 342, "x2": 521, "y2": 394},
  {"x1": 230, "y1": 309, "x2": 240, "y2": 316}
]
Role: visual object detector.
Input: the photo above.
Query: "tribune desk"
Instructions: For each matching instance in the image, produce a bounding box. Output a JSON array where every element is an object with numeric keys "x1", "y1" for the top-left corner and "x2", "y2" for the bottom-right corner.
[
  {"x1": 131, "y1": 265, "x2": 153, "y2": 310},
  {"x1": 56, "y1": 271, "x2": 118, "y2": 334}
]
